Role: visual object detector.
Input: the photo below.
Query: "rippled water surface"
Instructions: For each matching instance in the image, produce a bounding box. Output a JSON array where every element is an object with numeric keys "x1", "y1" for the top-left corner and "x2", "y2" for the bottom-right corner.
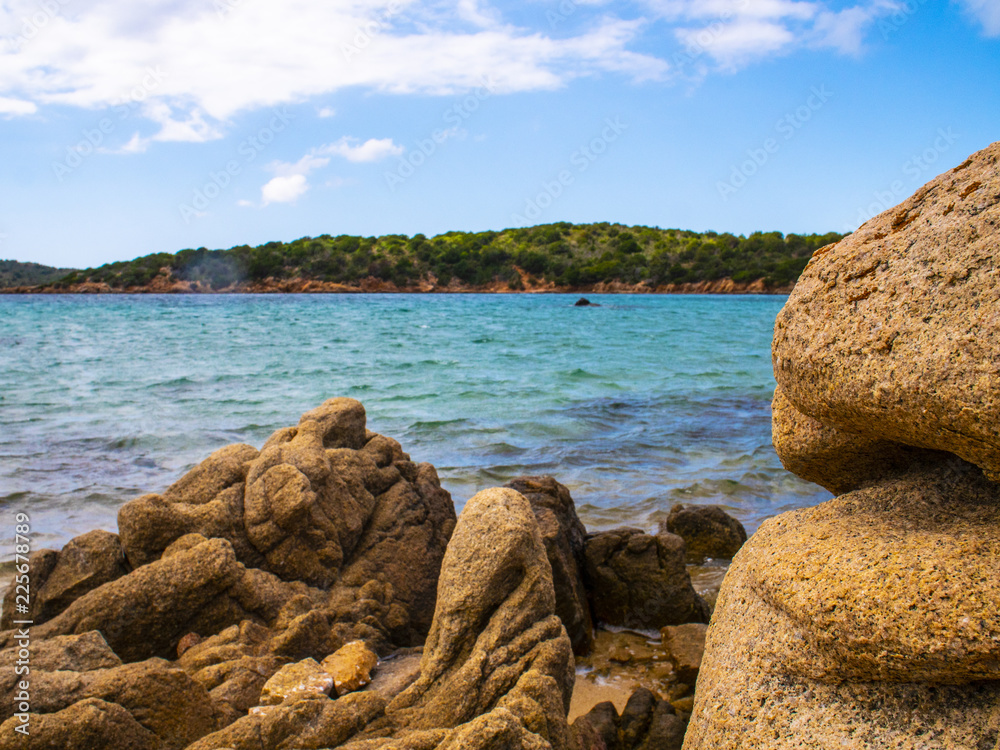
[{"x1": 0, "y1": 293, "x2": 829, "y2": 564}]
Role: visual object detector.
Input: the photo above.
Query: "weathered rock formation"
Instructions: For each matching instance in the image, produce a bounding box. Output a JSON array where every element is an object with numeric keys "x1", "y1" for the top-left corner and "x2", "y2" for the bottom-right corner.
[
  {"x1": 772, "y1": 142, "x2": 1000, "y2": 485},
  {"x1": 571, "y1": 687, "x2": 686, "y2": 750},
  {"x1": 660, "y1": 504, "x2": 747, "y2": 562},
  {"x1": 584, "y1": 529, "x2": 710, "y2": 630},
  {"x1": 505, "y1": 475, "x2": 594, "y2": 655},
  {"x1": 0, "y1": 402, "x2": 718, "y2": 749},
  {"x1": 187, "y1": 487, "x2": 575, "y2": 750},
  {"x1": 117, "y1": 398, "x2": 455, "y2": 646},
  {"x1": 686, "y1": 141, "x2": 1000, "y2": 749},
  {"x1": 0, "y1": 530, "x2": 128, "y2": 631},
  {"x1": 0, "y1": 399, "x2": 457, "y2": 749}
]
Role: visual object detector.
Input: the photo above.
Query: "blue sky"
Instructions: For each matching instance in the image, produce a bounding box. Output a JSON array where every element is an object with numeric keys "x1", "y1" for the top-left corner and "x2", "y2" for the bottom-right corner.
[{"x1": 1, "y1": 0, "x2": 998, "y2": 269}]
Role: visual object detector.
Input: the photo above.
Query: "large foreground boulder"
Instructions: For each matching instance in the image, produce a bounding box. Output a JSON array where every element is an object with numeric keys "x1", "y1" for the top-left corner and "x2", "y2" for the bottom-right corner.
[
  {"x1": 685, "y1": 462, "x2": 1000, "y2": 748},
  {"x1": 690, "y1": 144, "x2": 1000, "y2": 750},
  {"x1": 772, "y1": 141, "x2": 1000, "y2": 485},
  {"x1": 770, "y1": 385, "x2": 946, "y2": 495}
]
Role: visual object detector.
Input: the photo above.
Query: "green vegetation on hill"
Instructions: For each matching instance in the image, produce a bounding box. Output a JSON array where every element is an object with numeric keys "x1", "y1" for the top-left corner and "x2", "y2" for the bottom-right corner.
[
  {"x1": 50, "y1": 223, "x2": 845, "y2": 291},
  {"x1": 0, "y1": 260, "x2": 79, "y2": 288}
]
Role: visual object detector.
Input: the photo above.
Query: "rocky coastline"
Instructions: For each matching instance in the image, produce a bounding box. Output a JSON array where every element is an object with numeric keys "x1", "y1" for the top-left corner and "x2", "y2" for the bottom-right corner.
[
  {"x1": 3, "y1": 141, "x2": 997, "y2": 749},
  {"x1": 0, "y1": 398, "x2": 737, "y2": 749},
  {"x1": 0, "y1": 276, "x2": 786, "y2": 295}
]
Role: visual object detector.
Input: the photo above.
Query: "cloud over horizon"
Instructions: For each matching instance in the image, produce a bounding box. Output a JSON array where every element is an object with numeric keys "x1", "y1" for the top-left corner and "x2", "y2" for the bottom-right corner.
[
  {"x1": 0, "y1": 0, "x2": 666, "y2": 143},
  {"x1": 0, "y1": 0, "x2": 992, "y2": 151}
]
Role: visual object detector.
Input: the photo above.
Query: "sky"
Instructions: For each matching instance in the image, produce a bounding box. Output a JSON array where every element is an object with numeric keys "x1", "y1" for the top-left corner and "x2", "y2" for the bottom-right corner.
[{"x1": 0, "y1": 0, "x2": 998, "y2": 269}]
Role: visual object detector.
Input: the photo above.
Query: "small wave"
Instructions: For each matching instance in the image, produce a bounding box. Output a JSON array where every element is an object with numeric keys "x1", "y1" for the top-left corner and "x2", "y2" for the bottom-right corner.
[
  {"x1": 564, "y1": 368, "x2": 601, "y2": 379},
  {"x1": 408, "y1": 418, "x2": 470, "y2": 429},
  {"x1": 106, "y1": 436, "x2": 143, "y2": 451},
  {"x1": 150, "y1": 376, "x2": 199, "y2": 388},
  {"x1": 480, "y1": 442, "x2": 526, "y2": 456}
]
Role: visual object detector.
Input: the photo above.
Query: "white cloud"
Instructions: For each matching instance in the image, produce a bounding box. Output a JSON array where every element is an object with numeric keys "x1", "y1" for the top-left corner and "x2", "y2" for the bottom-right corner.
[
  {"x1": 664, "y1": 0, "x2": 901, "y2": 69},
  {"x1": 251, "y1": 135, "x2": 399, "y2": 207},
  {"x1": 273, "y1": 153, "x2": 331, "y2": 177},
  {"x1": 955, "y1": 0, "x2": 1000, "y2": 36},
  {"x1": 97, "y1": 131, "x2": 150, "y2": 154},
  {"x1": 812, "y1": 4, "x2": 892, "y2": 55},
  {"x1": 261, "y1": 174, "x2": 309, "y2": 205},
  {"x1": 0, "y1": 0, "x2": 964, "y2": 137},
  {"x1": 455, "y1": 0, "x2": 501, "y2": 27},
  {"x1": 254, "y1": 152, "x2": 331, "y2": 206},
  {"x1": 676, "y1": 18, "x2": 794, "y2": 69},
  {"x1": 649, "y1": 0, "x2": 819, "y2": 21},
  {"x1": 0, "y1": 96, "x2": 36, "y2": 116},
  {"x1": 0, "y1": 0, "x2": 664, "y2": 141},
  {"x1": 320, "y1": 136, "x2": 405, "y2": 162}
]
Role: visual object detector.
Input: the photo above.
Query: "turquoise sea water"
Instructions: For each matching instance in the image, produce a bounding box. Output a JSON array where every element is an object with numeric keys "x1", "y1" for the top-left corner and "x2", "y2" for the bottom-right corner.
[{"x1": 0, "y1": 293, "x2": 829, "y2": 567}]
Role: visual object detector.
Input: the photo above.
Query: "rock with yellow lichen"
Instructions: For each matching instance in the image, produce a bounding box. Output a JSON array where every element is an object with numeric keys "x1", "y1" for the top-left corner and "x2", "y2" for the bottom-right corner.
[{"x1": 686, "y1": 141, "x2": 1000, "y2": 750}]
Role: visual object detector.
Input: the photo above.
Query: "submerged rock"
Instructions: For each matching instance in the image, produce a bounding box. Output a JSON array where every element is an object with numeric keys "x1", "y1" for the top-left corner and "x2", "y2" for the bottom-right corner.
[
  {"x1": 661, "y1": 504, "x2": 746, "y2": 562},
  {"x1": 584, "y1": 529, "x2": 709, "y2": 630}
]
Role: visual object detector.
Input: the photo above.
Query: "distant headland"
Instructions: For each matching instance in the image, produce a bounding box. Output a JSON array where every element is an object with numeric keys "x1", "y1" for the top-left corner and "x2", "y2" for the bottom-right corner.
[{"x1": 1, "y1": 222, "x2": 844, "y2": 295}]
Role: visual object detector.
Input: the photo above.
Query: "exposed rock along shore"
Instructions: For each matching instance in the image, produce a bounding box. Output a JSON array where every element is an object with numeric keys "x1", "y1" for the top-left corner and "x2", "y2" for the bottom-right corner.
[
  {"x1": 685, "y1": 141, "x2": 1000, "y2": 749},
  {"x1": 1, "y1": 275, "x2": 785, "y2": 295},
  {"x1": 8, "y1": 141, "x2": 997, "y2": 750},
  {"x1": 0, "y1": 398, "x2": 740, "y2": 750}
]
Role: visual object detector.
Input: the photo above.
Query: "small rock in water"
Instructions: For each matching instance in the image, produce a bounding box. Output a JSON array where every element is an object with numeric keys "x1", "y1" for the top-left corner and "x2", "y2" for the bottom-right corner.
[
  {"x1": 321, "y1": 640, "x2": 379, "y2": 696},
  {"x1": 574, "y1": 297, "x2": 598, "y2": 306}
]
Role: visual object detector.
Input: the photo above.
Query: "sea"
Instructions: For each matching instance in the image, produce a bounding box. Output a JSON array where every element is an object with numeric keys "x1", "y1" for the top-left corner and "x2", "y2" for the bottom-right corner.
[{"x1": 0, "y1": 293, "x2": 830, "y2": 595}]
